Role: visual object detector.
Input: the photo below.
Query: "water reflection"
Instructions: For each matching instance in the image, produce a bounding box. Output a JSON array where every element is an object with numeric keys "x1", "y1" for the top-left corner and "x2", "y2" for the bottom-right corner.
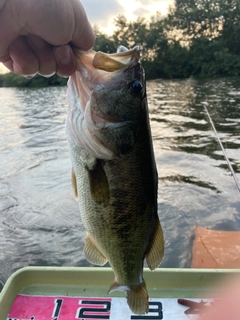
[
  {"x1": 159, "y1": 174, "x2": 221, "y2": 193},
  {"x1": 150, "y1": 78, "x2": 240, "y2": 173},
  {"x1": 0, "y1": 78, "x2": 240, "y2": 288},
  {"x1": 148, "y1": 78, "x2": 240, "y2": 267}
]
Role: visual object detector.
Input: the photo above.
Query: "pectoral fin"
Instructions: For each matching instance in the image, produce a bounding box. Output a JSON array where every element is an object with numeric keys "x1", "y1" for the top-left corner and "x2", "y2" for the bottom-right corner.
[
  {"x1": 87, "y1": 160, "x2": 110, "y2": 206},
  {"x1": 72, "y1": 168, "x2": 78, "y2": 201},
  {"x1": 84, "y1": 233, "x2": 108, "y2": 266},
  {"x1": 145, "y1": 219, "x2": 164, "y2": 270}
]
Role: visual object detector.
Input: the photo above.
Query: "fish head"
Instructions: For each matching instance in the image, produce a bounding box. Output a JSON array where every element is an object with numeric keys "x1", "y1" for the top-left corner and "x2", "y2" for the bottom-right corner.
[{"x1": 67, "y1": 46, "x2": 146, "y2": 160}]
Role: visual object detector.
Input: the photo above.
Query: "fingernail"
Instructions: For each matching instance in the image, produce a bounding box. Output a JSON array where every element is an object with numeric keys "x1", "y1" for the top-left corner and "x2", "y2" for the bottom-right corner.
[
  {"x1": 23, "y1": 73, "x2": 37, "y2": 79},
  {"x1": 57, "y1": 74, "x2": 69, "y2": 79},
  {"x1": 38, "y1": 71, "x2": 55, "y2": 78},
  {"x1": 55, "y1": 45, "x2": 72, "y2": 65}
]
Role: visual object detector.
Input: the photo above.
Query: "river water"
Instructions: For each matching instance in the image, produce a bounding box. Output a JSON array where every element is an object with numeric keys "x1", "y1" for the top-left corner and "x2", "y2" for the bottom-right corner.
[{"x1": 0, "y1": 78, "x2": 240, "y2": 290}]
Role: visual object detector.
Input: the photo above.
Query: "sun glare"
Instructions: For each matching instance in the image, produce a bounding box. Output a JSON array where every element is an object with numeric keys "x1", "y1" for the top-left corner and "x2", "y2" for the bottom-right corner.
[
  {"x1": 0, "y1": 63, "x2": 8, "y2": 74},
  {"x1": 118, "y1": 0, "x2": 170, "y2": 19},
  {"x1": 99, "y1": 0, "x2": 140, "y2": 35},
  {"x1": 148, "y1": 2, "x2": 169, "y2": 16},
  {"x1": 118, "y1": 0, "x2": 140, "y2": 21},
  {"x1": 101, "y1": 0, "x2": 170, "y2": 35}
]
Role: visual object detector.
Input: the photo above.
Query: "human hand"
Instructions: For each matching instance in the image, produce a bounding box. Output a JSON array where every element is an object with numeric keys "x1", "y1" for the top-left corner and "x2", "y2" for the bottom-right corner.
[
  {"x1": 198, "y1": 277, "x2": 240, "y2": 320},
  {"x1": 0, "y1": 0, "x2": 95, "y2": 77}
]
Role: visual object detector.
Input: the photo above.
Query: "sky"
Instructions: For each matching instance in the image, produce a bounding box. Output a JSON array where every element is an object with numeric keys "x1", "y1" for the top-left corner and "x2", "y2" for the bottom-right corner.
[
  {"x1": 0, "y1": 0, "x2": 173, "y2": 74},
  {"x1": 81, "y1": 0, "x2": 173, "y2": 34}
]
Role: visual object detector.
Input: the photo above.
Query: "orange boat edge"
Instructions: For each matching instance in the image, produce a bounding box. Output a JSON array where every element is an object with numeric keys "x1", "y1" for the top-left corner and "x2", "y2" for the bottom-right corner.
[{"x1": 192, "y1": 226, "x2": 240, "y2": 268}]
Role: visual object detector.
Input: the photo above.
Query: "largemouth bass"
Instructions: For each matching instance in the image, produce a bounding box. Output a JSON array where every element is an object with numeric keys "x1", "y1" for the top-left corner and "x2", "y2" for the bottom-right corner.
[{"x1": 66, "y1": 46, "x2": 164, "y2": 315}]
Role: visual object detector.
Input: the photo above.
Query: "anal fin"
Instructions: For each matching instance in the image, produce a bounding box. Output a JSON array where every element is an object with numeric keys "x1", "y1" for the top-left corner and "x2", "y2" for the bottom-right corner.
[
  {"x1": 84, "y1": 233, "x2": 108, "y2": 266},
  {"x1": 145, "y1": 219, "x2": 164, "y2": 270},
  {"x1": 72, "y1": 168, "x2": 78, "y2": 201}
]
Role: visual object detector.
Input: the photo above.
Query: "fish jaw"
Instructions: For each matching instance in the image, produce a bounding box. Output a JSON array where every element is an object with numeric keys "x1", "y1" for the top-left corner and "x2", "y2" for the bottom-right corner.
[{"x1": 66, "y1": 47, "x2": 143, "y2": 160}]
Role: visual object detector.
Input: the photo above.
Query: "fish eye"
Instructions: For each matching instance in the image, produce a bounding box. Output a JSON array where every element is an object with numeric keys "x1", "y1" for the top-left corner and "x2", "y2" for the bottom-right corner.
[{"x1": 128, "y1": 80, "x2": 142, "y2": 95}]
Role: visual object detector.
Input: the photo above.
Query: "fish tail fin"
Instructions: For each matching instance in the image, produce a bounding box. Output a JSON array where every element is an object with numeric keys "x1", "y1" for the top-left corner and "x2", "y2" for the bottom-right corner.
[
  {"x1": 127, "y1": 281, "x2": 149, "y2": 315},
  {"x1": 108, "y1": 279, "x2": 149, "y2": 314}
]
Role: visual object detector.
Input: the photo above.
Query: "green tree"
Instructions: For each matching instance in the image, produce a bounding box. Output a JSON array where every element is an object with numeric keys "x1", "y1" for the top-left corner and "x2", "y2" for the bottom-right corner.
[
  {"x1": 166, "y1": 0, "x2": 240, "y2": 77},
  {"x1": 167, "y1": 0, "x2": 240, "y2": 41},
  {"x1": 111, "y1": 15, "x2": 132, "y2": 49},
  {"x1": 111, "y1": 15, "x2": 153, "y2": 60},
  {"x1": 162, "y1": 41, "x2": 192, "y2": 78},
  {"x1": 167, "y1": 0, "x2": 221, "y2": 39},
  {"x1": 93, "y1": 27, "x2": 115, "y2": 53}
]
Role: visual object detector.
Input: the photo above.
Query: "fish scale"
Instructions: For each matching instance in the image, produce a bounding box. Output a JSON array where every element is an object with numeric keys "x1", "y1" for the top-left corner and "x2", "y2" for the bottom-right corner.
[{"x1": 66, "y1": 46, "x2": 164, "y2": 315}]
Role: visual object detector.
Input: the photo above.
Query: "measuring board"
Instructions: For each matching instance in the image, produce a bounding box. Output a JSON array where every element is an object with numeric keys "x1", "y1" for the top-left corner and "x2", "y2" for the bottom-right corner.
[{"x1": 0, "y1": 267, "x2": 239, "y2": 320}]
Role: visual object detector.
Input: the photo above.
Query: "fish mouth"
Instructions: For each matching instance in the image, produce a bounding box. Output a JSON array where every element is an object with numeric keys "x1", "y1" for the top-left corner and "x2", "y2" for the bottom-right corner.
[
  {"x1": 69, "y1": 45, "x2": 140, "y2": 118},
  {"x1": 66, "y1": 46, "x2": 141, "y2": 160}
]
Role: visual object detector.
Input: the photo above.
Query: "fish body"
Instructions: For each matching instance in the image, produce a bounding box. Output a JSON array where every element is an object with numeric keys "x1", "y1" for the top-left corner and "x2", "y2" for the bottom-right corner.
[{"x1": 66, "y1": 46, "x2": 164, "y2": 314}]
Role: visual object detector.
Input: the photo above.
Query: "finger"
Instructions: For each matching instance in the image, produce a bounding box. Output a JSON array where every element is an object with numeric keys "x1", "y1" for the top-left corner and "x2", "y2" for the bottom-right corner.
[
  {"x1": 7, "y1": 36, "x2": 39, "y2": 76},
  {"x1": 20, "y1": 0, "x2": 95, "y2": 51},
  {"x1": 70, "y1": 0, "x2": 95, "y2": 50},
  {"x1": 54, "y1": 45, "x2": 77, "y2": 77},
  {"x1": 199, "y1": 279, "x2": 240, "y2": 320},
  {"x1": 0, "y1": 1, "x2": 17, "y2": 63},
  {"x1": 27, "y1": 35, "x2": 56, "y2": 76}
]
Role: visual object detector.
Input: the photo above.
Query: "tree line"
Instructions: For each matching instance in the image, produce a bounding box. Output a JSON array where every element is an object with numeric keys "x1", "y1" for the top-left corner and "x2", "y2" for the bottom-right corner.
[{"x1": 1, "y1": 0, "x2": 240, "y2": 87}]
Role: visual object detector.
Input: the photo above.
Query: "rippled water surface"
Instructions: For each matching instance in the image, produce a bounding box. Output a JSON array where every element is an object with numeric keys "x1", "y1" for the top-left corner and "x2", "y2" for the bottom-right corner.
[{"x1": 0, "y1": 78, "x2": 240, "y2": 290}]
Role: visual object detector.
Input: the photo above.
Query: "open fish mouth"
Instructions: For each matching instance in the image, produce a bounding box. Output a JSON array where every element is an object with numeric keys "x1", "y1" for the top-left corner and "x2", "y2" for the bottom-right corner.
[
  {"x1": 66, "y1": 46, "x2": 143, "y2": 160},
  {"x1": 69, "y1": 45, "x2": 140, "y2": 115}
]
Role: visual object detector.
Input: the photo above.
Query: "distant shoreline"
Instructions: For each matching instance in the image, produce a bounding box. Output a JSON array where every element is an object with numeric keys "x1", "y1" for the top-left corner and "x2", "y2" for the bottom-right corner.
[{"x1": 0, "y1": 73, "x2": 68, "y2": 88}]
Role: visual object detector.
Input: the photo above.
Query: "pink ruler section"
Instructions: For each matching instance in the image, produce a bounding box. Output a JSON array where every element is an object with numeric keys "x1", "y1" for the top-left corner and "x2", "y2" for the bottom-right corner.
[{"x1": 7, "y1": 295, "x2": 112, "y2": 320}]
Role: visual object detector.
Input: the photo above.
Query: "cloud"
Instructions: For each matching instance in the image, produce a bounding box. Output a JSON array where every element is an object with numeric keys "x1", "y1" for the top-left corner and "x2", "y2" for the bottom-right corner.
[
  {"x1": 81, "y1": 0, "x2": 124, "y2": 28},
  {"x1": 136, "y1": 0, "x2": 172, "y2": 5},
  {"x1": 133, "y1": 7, "x2": 151, "y2": 17},
  {"x1": 80, "y1": 0, "x2": 174, "y2": 34},
  {"x1": 136, "y1": 0, "x2": 157, "y2": 4}
]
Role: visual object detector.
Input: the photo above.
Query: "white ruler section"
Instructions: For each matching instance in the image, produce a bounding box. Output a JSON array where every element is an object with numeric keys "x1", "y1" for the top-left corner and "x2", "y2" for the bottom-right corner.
[{"x1": 109, "y1": 298, "x2": 212, "y2": 320}]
